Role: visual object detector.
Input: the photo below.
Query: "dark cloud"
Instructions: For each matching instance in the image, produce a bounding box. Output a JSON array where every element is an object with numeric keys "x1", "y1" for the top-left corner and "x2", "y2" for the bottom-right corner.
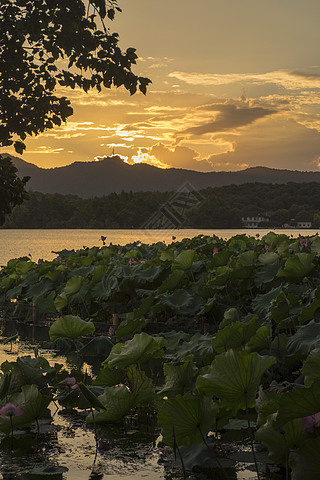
[{"x1": 183, "y1": 104, "x2": 275, "y2": 135}]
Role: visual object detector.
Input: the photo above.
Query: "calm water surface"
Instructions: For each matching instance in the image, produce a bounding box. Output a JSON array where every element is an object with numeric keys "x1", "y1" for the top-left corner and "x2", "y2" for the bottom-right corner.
[{"x1": 0, "y1": 228, "x2": 319, "y2": 266}]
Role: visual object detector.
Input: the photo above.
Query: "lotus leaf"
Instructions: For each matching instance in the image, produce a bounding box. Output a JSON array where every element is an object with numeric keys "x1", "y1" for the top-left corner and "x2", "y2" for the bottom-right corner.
[
  {"x1": 86, "y1": 385, "x2": 134, "y2": 423},
  {"x1": 252, "y1": 286, "x2": 282, "y2": 317},
  {"x1": 79, "y1": 336, "x2": 114, "y2": 358},
  {"x1": 159, "y1": 360, "x2": 198, "y2": 398},
  {"x1": 126, "y1": 365, "x2": 155, "y2": 405},
  {"x1": 171, "y1": 249, "x2": 195, "y2": 270},
  {"x1": 289, "y1": 436, "x2": 320, "y2": 480},
  {"x1": 49, "y1": 315, "x2": 95, "y2": 342},
  {"x1": 64, "y1": 275, "x2": 84, "y2": 296},
  {"x1": 287, "y1": 320, "x2": 320, "y2": 356},
  {"x1": 157, "y1": 393, "x2": 219, "y2": 446},
  {"x1": 302, "y1": 347, "x2": 320, "y2": 386},
  {"x1": 157, "y1": 289, "x2": 203, "y2": 316},
  {"x1": 54, "y1": 293, "x2": 68, "y2": 312},
  {"x1": 277, "y1": 253, "x2": 315, "y2": 281},
  {"x1": 256, "y1": 414, "x2": 307, "y2": 465},
  {"x1": 0, "y1": 384, "x2": 51, "y2": 435},
  {"x1": 115, "y1": 316, "x2": 146, "y2": 341},
  {"x1": 105, "y1": 332, "x2": 165, "y2": 369},
  {"x1": 157, "y1": 269, "x2": 185, "y2": 294},
  {"x1": 246, "y1": 326, "x2": 271, "y2": 353},
  {"x1": 93, "y1": 364, "x2": 126, "y2": 387},
  {"x1": 274, "y1": 379, "x2": 320, "y2": 428},
  {"x1": 196, "y1": 349, "x2": 276, "y2": 414},
  {"x1": 212, "y1": 318, "x2": 259, "y2": 353},
  {"x1": 173, "y1": 333, "x2": 214, "y2": 365}
]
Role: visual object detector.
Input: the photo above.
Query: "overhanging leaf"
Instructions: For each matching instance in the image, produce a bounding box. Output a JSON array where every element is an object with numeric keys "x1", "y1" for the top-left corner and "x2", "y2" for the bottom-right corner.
[{"x1": 49, "y1": 315, "x2": 95, "y2": 342}]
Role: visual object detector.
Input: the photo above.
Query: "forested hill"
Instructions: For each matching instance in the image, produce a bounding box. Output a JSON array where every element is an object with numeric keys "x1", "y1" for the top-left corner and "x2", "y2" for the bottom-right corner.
[
  {"x1": 3, "y1": 182, "x2": 320, "y2": 229},
  {"x1": 9, "y1": 155, "x2": 320, "y2": 197}
]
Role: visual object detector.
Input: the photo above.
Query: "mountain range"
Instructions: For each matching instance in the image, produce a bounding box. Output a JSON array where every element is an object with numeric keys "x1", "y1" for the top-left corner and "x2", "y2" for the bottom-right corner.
[{"x1": 9, "y1": 155, "x2": 320, "y2": 198}]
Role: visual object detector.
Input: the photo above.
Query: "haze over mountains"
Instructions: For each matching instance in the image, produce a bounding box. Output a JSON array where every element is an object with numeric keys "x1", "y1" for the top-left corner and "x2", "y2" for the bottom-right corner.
[{"x1": 10, "y1": 155, "x2": 320, "y2": 198}]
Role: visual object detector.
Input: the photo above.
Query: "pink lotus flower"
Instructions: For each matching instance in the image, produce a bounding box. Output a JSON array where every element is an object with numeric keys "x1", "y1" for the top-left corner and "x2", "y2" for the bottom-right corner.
[
  {"x1": 140, "y1": 260, "x2": 146, "y2": 264},
  {"x1": 129, "y1": 257, "x2": 137, "y2": 265},
  {"x1": 301, "y1": 412, "x2": 320, "y2": 433},
  {"x1": 300, "y1": 237, "x2": 309, "y2": 247},
  {"x1": 256, "y1": 233, "x2": 260, "y2": 238},
  {"x1": 264, "y1": 244, "x2": 269, "y2": 251},
  {"x1": 64, "y1": 377, "x2": 78, "y2": 390},
  {"x1": 55, "y1": 256, "x2": 62, "y2": 263},
  {"x1": 227, "y1": 263, "x2": 232, "y2": 269},
  {"x1": 100, "y1": 235, "x2": 106, "y2": 246},
  {"x1": 37, "y1": 258, "x2": 43, "y2": 264},
  {"x1": 213, "y1": 247, "x2": 219, "y2": 255},
  {"x1": 118, "y1": 249, "x2": 121, "y2": 255},
  {"x1": 0, "y1": 403, "x2": 23, "y2": 418},
  {"x1": 172, "y1": 236, "x2": 176, "y2": 240},
  {"x1": 108, "y1": 326, "x2": 115, "y2": 337}
]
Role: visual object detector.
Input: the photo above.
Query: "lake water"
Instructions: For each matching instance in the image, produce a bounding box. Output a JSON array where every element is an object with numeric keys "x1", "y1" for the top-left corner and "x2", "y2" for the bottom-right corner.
[{"x1": 1, "y1": 228, "x2": 319, "y2": 266}]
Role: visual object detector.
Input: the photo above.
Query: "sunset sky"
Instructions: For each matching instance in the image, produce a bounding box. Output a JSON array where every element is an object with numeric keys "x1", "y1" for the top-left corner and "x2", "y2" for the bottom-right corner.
[{"x1": 6, "y1": 0, "x2": 320, "y2": 172}]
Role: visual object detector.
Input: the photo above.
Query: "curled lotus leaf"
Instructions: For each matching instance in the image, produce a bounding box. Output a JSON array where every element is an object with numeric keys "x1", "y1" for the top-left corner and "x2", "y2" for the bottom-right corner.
[
  {"x1": 105, "y1": 332, "x2": 165, "y2": 369},
  {"x1": 49, "y1": 315, "x2": 95, "y2": 342}
]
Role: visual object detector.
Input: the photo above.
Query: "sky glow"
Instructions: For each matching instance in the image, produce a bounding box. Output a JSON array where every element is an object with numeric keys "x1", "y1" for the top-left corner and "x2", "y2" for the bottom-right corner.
[{"x1": 4, "y1": 0, "x2": 320, "y2": 172}]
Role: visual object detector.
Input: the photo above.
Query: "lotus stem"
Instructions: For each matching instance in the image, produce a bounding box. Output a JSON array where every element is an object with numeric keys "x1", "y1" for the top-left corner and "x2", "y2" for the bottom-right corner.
[
  {"x1": 172, "y1": 426, "x2": 186, "y2": 480},
  {"x1": 245, "y1": 396, "x2": 260, "y2": 480}
]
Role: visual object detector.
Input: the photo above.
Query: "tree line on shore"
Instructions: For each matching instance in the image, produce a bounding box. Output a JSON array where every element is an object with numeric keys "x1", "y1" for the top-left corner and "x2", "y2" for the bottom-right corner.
[{"x1": 2, "y1": 181, "x2": 320, "y2": 229}]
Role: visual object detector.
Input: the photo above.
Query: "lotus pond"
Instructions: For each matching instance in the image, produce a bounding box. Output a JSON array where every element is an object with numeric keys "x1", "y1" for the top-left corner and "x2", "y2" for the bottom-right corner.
[{"x1": 1, "y1": 232, "x2": 320, "y2": 480}]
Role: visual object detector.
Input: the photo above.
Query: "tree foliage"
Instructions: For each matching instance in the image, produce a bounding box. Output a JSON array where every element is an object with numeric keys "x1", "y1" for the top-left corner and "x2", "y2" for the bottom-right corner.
[
  {"x1": 0, "y1": 0, "x2": 151, "y2": 154},
  {"x1": 0, "y1": 156, "x2": 29, "y2": 225},
  {"x1": 0, "y1": 0, "x2": 150, "y2": 225}
]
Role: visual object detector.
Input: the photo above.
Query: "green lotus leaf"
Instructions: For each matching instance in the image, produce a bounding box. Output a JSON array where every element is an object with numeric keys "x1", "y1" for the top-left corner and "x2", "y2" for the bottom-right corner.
[
  {"x1": 157, "y1": 289, "x2": 203, "y2": 316},
  {"x1": 0, "y1": 384, "x2": 51, "y2": 435},
  {"x1": 86, "y1": 385, "x2": 134, "y2": 424},
  {"x1": 246, "y1": 326, "x2": 271, "y2": 353},
  {"x1": 157, "y1": 269, "x2": 185, "y2": 294},
  {"x1": 159, "y1": 331, "x2": 190, "y2": 351},
  {"x1": 172, "y1": 249, "x2": 195, "y2": 270},
  {"x1": 126, "y1": 364, "x2": 155, "y2": 405},
  {"x1": 274, "y1": 379, "x2": 320, "y2": 428},
  {"x1": 54, "y1": 292, "x2": 68, "y2": 312},
  {"x1": 258, "y1": 251, "x2": 279, "y2": 265},
  {"x1": 49, "y1": 315, "x2": 95, "y2": 342},
  {"x1": 277, "y1": 253, "x2": 315, "y2": 281},
  {"x1": 209, "y1": 248, "x2": 231, "y2": 267},
  {"x1": 256, "y1": 414, "x2": 307, "y2": 465},
  {"x1": 79, "y1": 336, "x2": 114, "y2": 358},
  {"x1": 158, "y1": 393, "x2": 219, "y2": 446},
  {"x1": 91, "y1": 274, "x2": 119, "y2": 301},
  {"x1": 173, "y1": 333, "x2": 214, "y2": 365},
  {"x1": 16, "y1": 356, "x2": 54, "y2": 388},
  {"x1": 196, "y1": 350, "x2": 276, "y2": 414},
  {"x1": 64, "y1": 275, "x2": 85, "y2": 296},
  {"x1": 252, "y1": 285, "x2": 282, "y2": 317},
  {"x1": 310, "y1": 236, "x2": 320, "y2": 255},
  {"x1": 287, "y1": 320, "x2": 320, "y2": 356},
  {"x1": 105, "y1": 332, "x2": 165, "y2": 369},
  {"x1": 289, "y1": 436, "x2": 320, "y2": 480},
  {"x1": 159, "y1": 359, "x2": 198, "y2": 398},
  {"x1": 254, "y1": 259, "x2": 280, "y2": 287},
  {"x1": 93, "y1": 364, "x2": 126, "y2": 387},
  {"x1": 302, "y1": 347, "x2": 320, "y2": 386},
  {"x1": 212, "y1": 318, "x2": 259, "y2": 354},
  {"x1": 115, "y1": 316, "x2": 146, "y2": 341}
]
